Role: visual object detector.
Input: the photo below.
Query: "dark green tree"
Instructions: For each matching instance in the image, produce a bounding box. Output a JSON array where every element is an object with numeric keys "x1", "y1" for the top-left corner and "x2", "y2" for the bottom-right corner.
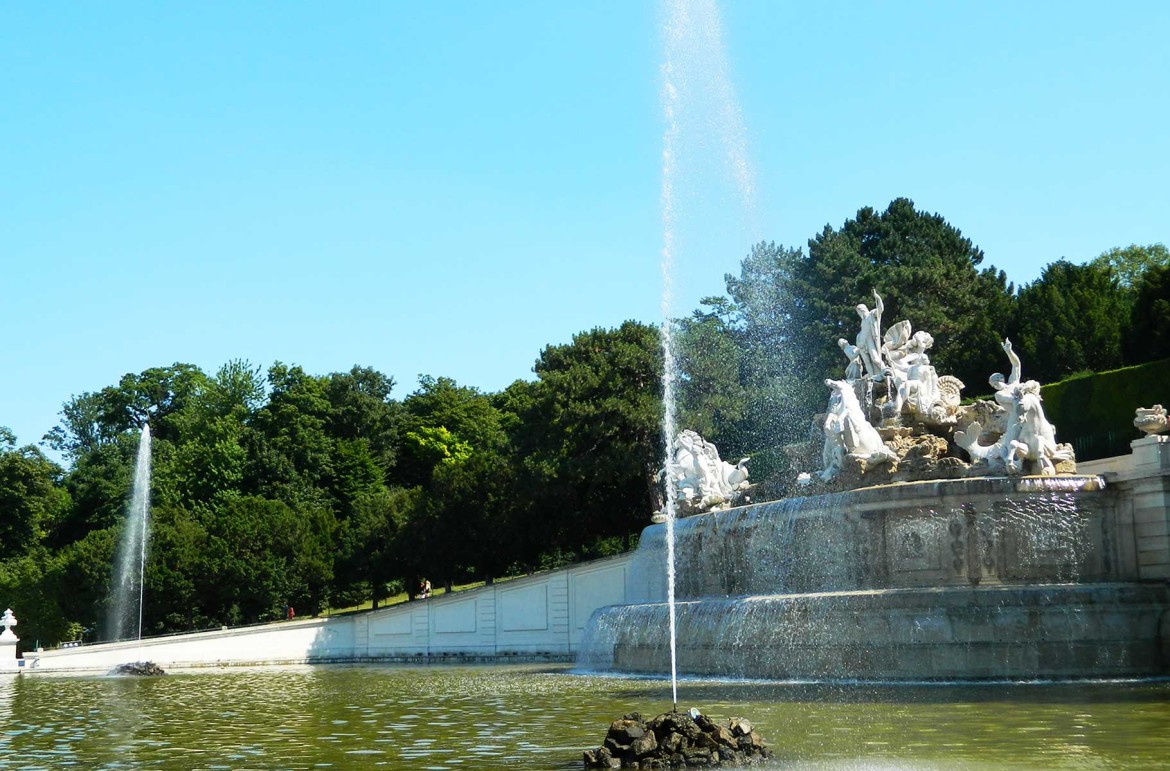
[
  {"x1": 247, "y1": 363, "x2": 336, "y2": 509},
  {"x1": 0, "y1": 554, "x2": 75, "y2": 646},
  {"x1": 44, "y1": 363, "x2": 209, "y2": 459},
  {"x1": 162, "y1": 361, "x2": 264, "y2": 512},
  {"x1": 54, "y1": 438, "x2": 136, "y2": 547},
  {"x1": 334, "y1": 486, "x2": 418, "y2": 607},
  {"x1": 199, "y1": 496, "x2": 335, "y2": 624},
  {"x1": 54, "y1": 527, "x2": 118, "y2": 640},
  {"x1": 676, "y1": 242, "x2": 821, "y2": 466},
  {"x1": 1013, "y1": 259, "x2": 1130, "y2": 382},
  {"x1": 0, "y1": 430, "x2": 69, "y2": 557},
  {"x1": 391, "y1": 376, "x2": 511, "y2": 586},
  {"x1": 790, "y1": 198, "x2": 1014, "y2": 395},
  {"x1": 324, "y1": 366, "x2": 401, "y2": 488},
  {"x1": 675, "y1": 299, "x2": 749, "y2": 447},
  {"x1": 509, "y1": 322, "x2": 663, "y2": 563},
  {"x1": 142, "y1": 504, "x2": 209, "y2": 633},
  {"x1": 1126, "y1": 263, "x2": 1170, "y2": 365},
  {"x1": 396, "y1": 376, "x2": 505, "y2": 485}
]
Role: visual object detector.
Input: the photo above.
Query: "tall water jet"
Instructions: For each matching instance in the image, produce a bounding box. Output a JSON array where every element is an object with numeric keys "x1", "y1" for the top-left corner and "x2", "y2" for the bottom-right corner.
[
  {"x1": 658, "y1": 2, "x2": 683, "y2": 710},
  {"x1": 108, "y1": 424, "x2": 151, "y2": 641},
  {"x1": 658, "y1": 0, "x2": 758, "y2": 706}
]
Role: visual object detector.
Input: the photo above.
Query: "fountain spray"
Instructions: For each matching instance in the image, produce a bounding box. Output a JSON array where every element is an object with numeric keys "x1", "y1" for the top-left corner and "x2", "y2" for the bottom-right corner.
[
  {"x1": 658, "y1": 0, "x2": 758, "y2": 712},
  {"x1": 108, "y1": 424, "x2": 152, "y2": 641},
  {"x1": 659, "y1": 0, "x2": 684, "y2": 711}
]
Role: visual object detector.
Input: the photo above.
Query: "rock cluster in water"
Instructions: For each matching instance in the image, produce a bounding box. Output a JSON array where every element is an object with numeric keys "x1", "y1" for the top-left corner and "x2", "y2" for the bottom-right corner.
[
  {"x1": 112, "y1": 661, "x2": 166, "y2": 676},
  {"x1": 584, "y1": 710, "x2": 770, "y2": 768}
]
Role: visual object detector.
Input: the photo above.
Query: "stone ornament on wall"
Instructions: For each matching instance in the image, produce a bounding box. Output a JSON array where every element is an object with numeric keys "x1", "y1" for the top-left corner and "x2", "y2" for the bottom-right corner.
[
  {"x1": 1134, "y1": 404, "x2": 1169, "y2": 436},
  {"x1": 0, "y1": 608, "x2": 18, "y2": 671}
]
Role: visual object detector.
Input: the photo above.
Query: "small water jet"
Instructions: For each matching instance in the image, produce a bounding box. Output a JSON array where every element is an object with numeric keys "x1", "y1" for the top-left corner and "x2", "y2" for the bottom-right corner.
[
  {"x1": 112, "y1": 661, "x2": 166, "y2": 677},
  {"x1": 107, "y1": 424, "x2": 152, "y2": 642}
]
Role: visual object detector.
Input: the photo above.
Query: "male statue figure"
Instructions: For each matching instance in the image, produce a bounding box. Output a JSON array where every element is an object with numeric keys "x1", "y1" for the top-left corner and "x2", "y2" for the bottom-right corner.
[{"x1": 854, "y1": 290, "x2": 884, "y2": 379}]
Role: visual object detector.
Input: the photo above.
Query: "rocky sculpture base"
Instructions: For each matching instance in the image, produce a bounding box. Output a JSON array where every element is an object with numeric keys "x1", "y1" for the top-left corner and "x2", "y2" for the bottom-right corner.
[
  {"x1": 112, "y1": 661, "x2": 166, "y2": 676},
  {"x1": 584, "y1": 710, "x2": 771, "y2": 768},
  {"x1": 783, "y1": 406, "x2": 1078, "y2": 496}
]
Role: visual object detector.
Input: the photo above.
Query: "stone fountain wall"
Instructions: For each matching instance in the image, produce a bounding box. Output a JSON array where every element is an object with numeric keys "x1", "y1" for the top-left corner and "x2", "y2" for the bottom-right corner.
[
  {"x1": 582, "y1": 442, "x2": 1170, "y2": 681},
  {"x1": 630, "y1": 477, "x2": 1125, "y2": 604}
]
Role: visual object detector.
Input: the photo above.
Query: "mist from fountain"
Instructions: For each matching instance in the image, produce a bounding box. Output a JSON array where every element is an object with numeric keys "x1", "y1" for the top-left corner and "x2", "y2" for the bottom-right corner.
[{"x1": 107, "y1": 424, "x2": 152, "y2": 642}]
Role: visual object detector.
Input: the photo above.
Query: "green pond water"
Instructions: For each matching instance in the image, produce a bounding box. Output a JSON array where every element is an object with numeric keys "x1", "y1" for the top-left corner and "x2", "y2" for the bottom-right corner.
[{"x1": 2, "y1": 665, "x2": 1168, "y2": 769}]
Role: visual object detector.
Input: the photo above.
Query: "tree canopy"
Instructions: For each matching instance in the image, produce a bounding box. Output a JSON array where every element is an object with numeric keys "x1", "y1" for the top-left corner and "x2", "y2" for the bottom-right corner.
[
  {"x1": 1013, "y1": 260, "x2": 1129, "y2": 382},
  {"x1": 788, "y1": 198, "x2": 1014, "y2": 393},
  {"x1": 1091, "y1": 243, "x2": 1170, "y2": 289}
]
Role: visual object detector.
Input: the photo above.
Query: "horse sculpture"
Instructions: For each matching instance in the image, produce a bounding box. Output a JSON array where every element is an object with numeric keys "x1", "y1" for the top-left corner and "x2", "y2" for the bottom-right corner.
[{"x1": 819, "y1": 379, "x2": 898, "y2": 481}]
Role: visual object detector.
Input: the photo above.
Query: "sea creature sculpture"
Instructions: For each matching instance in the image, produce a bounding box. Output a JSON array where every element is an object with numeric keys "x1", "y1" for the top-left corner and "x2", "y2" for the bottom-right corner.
[
  {"x1": 955, "y1": 339, "x2": 1074, "y2": 475},
  {"x1": 663, "y1": 430, "x2": 750, "y2": 514},
  {"x1": 818, "y1": 379, "x2": 898, "y2": 481}
]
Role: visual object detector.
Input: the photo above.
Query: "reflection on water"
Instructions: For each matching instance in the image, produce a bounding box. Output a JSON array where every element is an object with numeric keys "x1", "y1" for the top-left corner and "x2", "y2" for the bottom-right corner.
[{"x1": 1, "y1": 665, "x2": 1168, "y2": 769}]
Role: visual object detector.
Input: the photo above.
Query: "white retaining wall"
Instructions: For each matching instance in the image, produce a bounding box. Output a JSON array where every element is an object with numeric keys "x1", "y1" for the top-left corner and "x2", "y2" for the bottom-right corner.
[{"x1": 21, "y1": 552, "x2": 633, "y2": 673}]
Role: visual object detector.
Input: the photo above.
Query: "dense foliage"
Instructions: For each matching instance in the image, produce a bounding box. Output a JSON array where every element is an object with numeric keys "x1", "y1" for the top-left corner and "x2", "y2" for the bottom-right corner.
[
  {"x1": 1, "y1": 199, "x2": 1163, "y2": 646},
  {"x1": 789, "y1": 198, "x2": 1015, "y2": 395},
  {"x1": 0, "y1": 326, "x2": 664, "y2": 645}
]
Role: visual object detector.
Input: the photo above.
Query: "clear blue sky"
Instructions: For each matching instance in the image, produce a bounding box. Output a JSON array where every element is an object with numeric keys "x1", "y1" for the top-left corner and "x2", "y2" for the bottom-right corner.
[{"x1": 3, "y1": 1, "x2": 1167, "y2": 451}]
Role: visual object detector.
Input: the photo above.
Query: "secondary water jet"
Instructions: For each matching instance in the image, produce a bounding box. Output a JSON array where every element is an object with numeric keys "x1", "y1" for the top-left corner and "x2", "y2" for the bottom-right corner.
[{"x1": 107, "y1": 424, "x2": 151, "y2": 642}]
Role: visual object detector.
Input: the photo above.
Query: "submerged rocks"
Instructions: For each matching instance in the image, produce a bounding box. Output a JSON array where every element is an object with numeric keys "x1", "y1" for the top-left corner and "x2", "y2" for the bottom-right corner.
[
  {"x1": 584, "y1": 710, "x2": 771, "y2": 768},
  {"x1": 112, "y1": 661, "x2": 166, "y2": 676}
]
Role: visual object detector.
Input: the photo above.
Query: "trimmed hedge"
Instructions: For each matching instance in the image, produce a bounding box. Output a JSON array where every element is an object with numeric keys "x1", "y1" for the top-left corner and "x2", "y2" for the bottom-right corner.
[{"x1": 1041, "y1": 358, "x2": 1170, "y2": 460}]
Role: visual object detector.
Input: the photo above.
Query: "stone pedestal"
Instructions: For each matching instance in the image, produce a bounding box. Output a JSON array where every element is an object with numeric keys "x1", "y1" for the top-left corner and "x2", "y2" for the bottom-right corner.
[
  {"x1": 1128, "y1": 436, "x2": 1170, "y2": 581},
  {"x1": 0, "y1": 609, "x2": 19, "y2": 673},
  {"x1": 1132, "y1": 434, "x2": 1170, "y2": 472}
]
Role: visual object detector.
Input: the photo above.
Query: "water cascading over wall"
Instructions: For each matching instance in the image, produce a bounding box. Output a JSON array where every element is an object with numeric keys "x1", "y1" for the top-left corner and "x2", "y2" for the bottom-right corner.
[{"x1": 579, "y1": 475, "x2": 1170, "y2": 681}]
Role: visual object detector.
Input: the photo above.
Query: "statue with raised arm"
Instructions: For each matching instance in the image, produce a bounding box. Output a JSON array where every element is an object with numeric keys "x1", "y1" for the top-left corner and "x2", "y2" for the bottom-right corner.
[
  {"x1": 957, "y1": 339, "x2": 1023, "y2": 468},
  {"x1": 1007, "y1": 380, "x2": 1073, "y2": 475},
  {"x1": 955, "y1": 338, "x2": 1073, "y2": 475},
  {"x1": 854, "y1": 290, "x2": 885, "y2": 379}
]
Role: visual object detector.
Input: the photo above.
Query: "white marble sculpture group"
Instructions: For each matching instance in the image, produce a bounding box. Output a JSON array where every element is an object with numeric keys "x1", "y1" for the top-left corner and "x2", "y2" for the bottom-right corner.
[
  {"x1": 660, "y1": 429, "x2": 751, "y2": 516},
  {"x1": 664, "y1": 288, "x2": 1081, "y2": 515},
  {"x1": 810, "y1": 290, "x2": 1075, "y2": 483}
]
